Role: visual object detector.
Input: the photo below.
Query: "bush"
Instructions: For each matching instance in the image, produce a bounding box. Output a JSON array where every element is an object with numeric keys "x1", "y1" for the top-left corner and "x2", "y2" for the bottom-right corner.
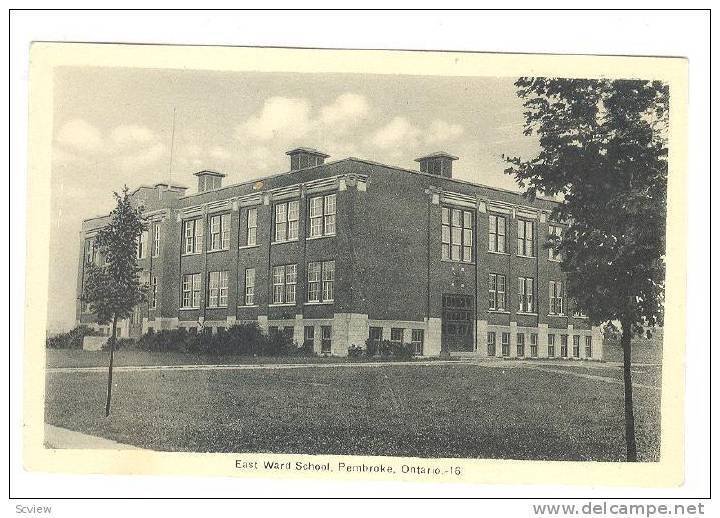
[
  {"x1": 348, "y1": 344, "x2": 364, "y2": 358},
  {"x1": 365, "y1": 338, "x2": 378, "y2": 358},
  {"x1": 364, "y1": 338, "x2": 416, "y2": 360},
  {"x1": 46, "y1": 325, "x2": 103, "y2": 349},
  {"x1": 391, "y1": 341, "x2": 415, "y2": 360}
]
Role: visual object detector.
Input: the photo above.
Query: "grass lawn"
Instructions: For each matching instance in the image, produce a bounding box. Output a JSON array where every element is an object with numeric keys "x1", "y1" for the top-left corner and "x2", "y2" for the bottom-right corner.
[{"x1": 45, "y1": 363, "x2": 660, "y2": 461}]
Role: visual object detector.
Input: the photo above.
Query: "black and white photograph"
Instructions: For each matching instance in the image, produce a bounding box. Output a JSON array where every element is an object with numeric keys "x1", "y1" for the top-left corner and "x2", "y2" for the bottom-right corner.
[{"x1": 12, "y1": 10, "x2": 709, "y2": 509}]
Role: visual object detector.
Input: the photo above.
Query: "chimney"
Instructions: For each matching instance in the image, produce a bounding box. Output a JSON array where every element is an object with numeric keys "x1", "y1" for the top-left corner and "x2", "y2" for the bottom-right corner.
[
  {"x1": 415, "y1": 152, "x2": 458, "y2": 178},
  {"x1": 286, "y1": 147, "x2": 330, "y2": 171},
  {"x1": 194, "y1": 170, "x2": 226, "y2": 193}
]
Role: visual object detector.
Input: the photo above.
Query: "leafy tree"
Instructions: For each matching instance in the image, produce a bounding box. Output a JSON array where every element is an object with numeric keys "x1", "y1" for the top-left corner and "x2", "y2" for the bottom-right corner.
[
  {"x1": 505, "y1": 78, "x2": 668, "y2": 461},
  {"x1": 81, "y1": 186, "x2": 147, "y2": 416}
]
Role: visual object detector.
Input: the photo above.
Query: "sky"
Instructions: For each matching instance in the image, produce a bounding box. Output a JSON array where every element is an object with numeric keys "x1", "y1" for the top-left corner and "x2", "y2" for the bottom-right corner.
[{"x1": 48, "y1": 66, "x2": 540, "y2": 332}]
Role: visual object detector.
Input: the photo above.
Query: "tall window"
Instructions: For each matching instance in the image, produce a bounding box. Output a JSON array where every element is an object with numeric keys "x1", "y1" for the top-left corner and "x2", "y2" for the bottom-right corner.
[
  {"x1": 441, "y1": 207, "x2": 473, "y2": 262},
  {"x1": 585, "y1": 336, "x2": 593, "y2": 358},
  {"x1": 549, "y1": 280, "x2": 564, "y2": 315},
  {"x1": 487, "y1": 331, "x2": 496, "y2": 357},
  {"x1": 411, "y1": 329, "x2": 424, "y2": 355},
  {"x1": 530, "y1": 333, "x2": 538, "y2": 357},
  {"x1": 209, "y1": 214, "x2": 230, "y2": 251},
  {"x1": 272, "y1": 264, "x2": 297, "y2": 304},
  {"x1": 321, "y1": 326, "x2": 332, "y2": 354},
  {"x1": 244, "y1": 268, "x2": 255, "y2": 306},
  {"x1": 390, "y1": 328, "x2": 403, "y2": 342},
  {"x1": 517, "y1": 219, "x2": 535, "y2": 257},
  {"x1": 183, "y1": 218, "x2": 204, "y2": 254},
  {"x1": 548, "y1": 334, "x2": 556, "y2": 357},
  {"x1": 548, "y1": 224, "x2": 562, "y2": 261},
  {"x1": 152, "y1": 223, "x2": 161, "y2": 258},
  {"x1": 150, "y1": 275, "x2": 158, "y2": 309},
  {"x1": 489, "y1": 214, "x2": 507, "y2": 253},
  {"x1": 246, "y1": 208, "x2": 257, "y2": 246},
  {"x1": 573, "y1": 335, "x2": 581, "y2": 358},
  {"x1": 181, "y1": 273, "x2": 201, "y2": 308},
  {"x1": 518, "y1": 277, "x2": 535, "y2": 313},
  {"x1": 307, "y1": 261, "x2": 334, "y2": 302},
  {"x1": 274, "y1": 200, "x2": 299, "y2": 242},
  {"x1": 501, "y1": 332, "x2": 510, "y2": 357},
  {"x1": 560, "y1": 334, "x2": 568, "y2": 357},
  {"x1": 85, "y1": 239, "x2": 97, "y2": 264},
  {"x1": 517, "y1": 333, "x2": 525, "y2": 357},
  {"x1": 489, "y1": 273, "x2": 506, "y2": 311},
  {"x1": 304, "y1": 326, "x2": 315, "y2": 350},
  {"x1": 137, "y1": 230, "x2": 148, "y2": 259},
  {"x1": 207, "y1": 271, "x2": 229, "y2": 308},
  {"x1": 369, "y1": 327, "x2": 383, "y2": 343},
  {"x1": 309, "y1": 194, "x2": 336, "y2": 238}
]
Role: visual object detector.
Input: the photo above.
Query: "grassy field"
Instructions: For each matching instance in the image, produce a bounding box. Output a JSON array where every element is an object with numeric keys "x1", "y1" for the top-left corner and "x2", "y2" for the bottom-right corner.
[{"x1": 45, "y1": 362, "x2": 661, "y2": 461}]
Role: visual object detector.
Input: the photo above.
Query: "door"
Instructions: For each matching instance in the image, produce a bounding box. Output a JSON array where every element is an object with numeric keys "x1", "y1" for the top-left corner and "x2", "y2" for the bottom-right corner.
[{"x1": 441, "y1": 294, "x2": 474, "y2": 352}]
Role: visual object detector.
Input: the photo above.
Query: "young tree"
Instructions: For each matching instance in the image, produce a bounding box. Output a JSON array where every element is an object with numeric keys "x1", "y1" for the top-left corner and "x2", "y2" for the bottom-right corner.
[
  {"x1": 81, "y1": 186, "x2": 147, "y2": 416},
  {"x1": 505, "y1": 78, "x2": 668, "y2": 461}
]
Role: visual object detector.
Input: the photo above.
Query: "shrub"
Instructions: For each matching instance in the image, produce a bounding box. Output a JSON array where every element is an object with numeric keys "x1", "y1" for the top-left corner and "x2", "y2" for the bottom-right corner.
[
  {"x1": 365, "y1": 338, "x2": 378, "y2": 357},
  {"x1": 46, "y1": 325, "x2": 103, "y2": 349},
  {"x1": 363, "y1": 338, "x2": 415, "y2": 360},
  {"x1": 348, "y1": 344, "x2": 364, "y2": 358},
  {"x1": 391, "y1": 341, "x2": 415, "y2": 360}
]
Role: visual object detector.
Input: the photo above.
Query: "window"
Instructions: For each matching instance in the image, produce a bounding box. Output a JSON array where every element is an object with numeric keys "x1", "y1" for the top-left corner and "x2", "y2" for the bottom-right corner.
[
  {"x1": 183, "y1": 218, "x2": 204, "y2": 254},
  {"x1": 573, "y1": 335, "x2": 581, "y2": 358},
  {"x1": 517, "y1": 333, "x2": 525, "y2": 357},
  {"x1": 246, "y1": 208, "x2": 257, "y2": 246},
  {"x1": 390, "y1": 328, "x2": 404, "y2": 342},
  {"x1": 548, "y1": 224, "x2": 562, "y2": 261},
  {"x1": 487, "y1": 331, "x2": 496, "y2": 357},
  {"x1": 150, "y1": 275, "x2": 158, "y2": 309},
  {"x1": 548, "y1": 334, "x2": 556, "y2": 357},
  {"x1": 517, "y1": 219, "x2": 535, "y2": 257},
  {"x1": 304, "y1": 326, "x2": 315, "y2": 349},
  {"x1": 441, "y1": 207, "x2": 473, "y2": 262},
  {"x1": 84, "y1": 239, "x2": 97, "y2": 264},
  {"x1": 274, "y1": 200, "x2": 299, "y2": 242},
  {"x1": 309, "y1": 194, "x2": 336, "y2": 238},
  {"x1": 489, "y1": 273, "x2": 507, "y2": 311},
  {"x1": 307, "y1": 261, "x2": 334, "y2": 302},
  {"x1": 549, "y1": 280, "x2": 564, "y2": 315},
  {"x1": 209, "y1": 213, "x2": 230, "y2": 251},
  {"x1": 369, "y1": 327, "x2": 383, "y2": 342},
  {"x1": 530, "y1": 333, "x2": 538, "y2": 357},
  {"x1": 207, "y1": 271, "x2": 229, "y2": 308},
  {"x1": 518, "y1": 277, "x2": 535, "y2": 313},
  {"x1": 182, "y1": 273, "x2": 201, "y2": 308},
  {"x1": 560, "y1": 334, "x2": 568, "y2": 357},
  {"x1": 244, "y1": 268, "x2": 255, "y2": 306},
  {"x1": 573, "y1": 309, "x2": 588, "y2": 318},
  {"x1": 501, "y1": 332, "x2": 510, "y2": 357},
  {"x1": 321, "y1": 326, "x2": 332, "y2": 354},
  {"x1": 489, "y1": 214, "x2": 507, "y2": 253},
  {"x1": 152, "y1": 223, "x2": 161, "y2": 257},
  {"x1": 411, "y1": 329, "x2": 424, "y2": 355},
  {"x1": 585, "y1": 336, "x2": 593, "y2": 358},
  {"x1": 272, "y1": 264, "x2": 297, "y2": 304},
  {"x1": 137, "y1": 230, "x2": 148, "y2": 259}
]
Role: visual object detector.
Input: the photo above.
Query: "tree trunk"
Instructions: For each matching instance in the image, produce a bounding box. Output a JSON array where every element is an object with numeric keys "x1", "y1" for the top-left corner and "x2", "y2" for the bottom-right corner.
[
  {"x1": 621, "y1": 317, "x2": 637, "y2": 461},
  {"x1": 105, "y1": 313, "x2": 118, "y2": 417}
]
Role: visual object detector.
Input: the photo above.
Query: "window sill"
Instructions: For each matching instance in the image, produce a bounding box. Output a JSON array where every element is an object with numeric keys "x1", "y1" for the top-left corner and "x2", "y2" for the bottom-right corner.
[
  {"x1": 517, "y1": 312, "x2": 538, "y2": 316},
  {"x1": 304, "y1": 301, "x2": 334, "y2": 306},
  {"x1": 206, "y1": 306, "x2": 229, "y2": 310},
  {"x1": 573, "y1": 315, "x2": 589, "y2": 319},
  {"x1": 516, "y1": 254, "x2": 536, "y2": 259},
  {"x1": 182, "y1": 252, "x2": 203, "y2": 257},
  {"x1": 272, "y1": 238, "x2": 300, "y2": 245},
  {"x1": 207, "y1": 248, "x2": 231, "y2": 254},
  {"x1": 179, "y1": 307, "x2": 200, "y2": 311},
  {"x1": 268, "y1": 303, "x2": 297, "y2": 307},
  {"x1": 238, "y1": 304, "x2": 258, "y2": 308},
  {"x1": 487, "y1": 251, "x2": 509, "y2": 256},
  {"x1": 440, "y1": 259, "x2": 475, "y2": 265},
  {"x1": 306, "y1": 234, "x2": 336, "y2": 241},
  {"x1": 239, "y1": 244, "x2": 261, "y2": 250},
  {"x1": 548, "y1": 313, "x2": 567, "y2": 317},
  {"x1": 489, "y1": 310, "x2": 510, "y2": 314}
]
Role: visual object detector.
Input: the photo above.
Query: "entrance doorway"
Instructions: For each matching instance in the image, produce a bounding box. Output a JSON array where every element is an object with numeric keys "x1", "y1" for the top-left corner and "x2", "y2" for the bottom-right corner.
[{"x1": 441, "y1": 294, "x2": 474, "y2": 352}]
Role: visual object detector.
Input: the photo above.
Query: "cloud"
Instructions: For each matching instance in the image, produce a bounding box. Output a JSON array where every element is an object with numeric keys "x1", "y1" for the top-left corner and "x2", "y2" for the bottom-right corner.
[
  {"x1": 119, "y1": 142, "x2": 167, "y2": 171},
  {"x1": 238, "y1": 97, "x2": 312, "y2": 141},
  {"x1": 425, "y1": 119, "x2": 464, "y2": 144},
  {"x1": 319, "y1": 93, "x2": 370, "y2": 127},
  {"x1": 209, "y1": 145, "x2": 231, "y2": 160},
  {"x1": 370, "y1": 117, "x2": 420, "y2": 149},
  {"x1": 110, "y1": 124, "x2": 157, "y2": 147},
  {"x1": 55, "y1": 119, "x2": 103, "y2": 152}
]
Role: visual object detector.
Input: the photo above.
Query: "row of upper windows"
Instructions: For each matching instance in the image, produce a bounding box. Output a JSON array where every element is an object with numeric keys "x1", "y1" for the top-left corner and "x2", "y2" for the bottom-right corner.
[
  {"x1": 488, "y1": 273, "x2": 586, "y2": 317},
  {"x1": 441, "y1": 206, "x2": 564, "y2": 263},
  {"x1": 181, "y1": 193, "x2": 337, "y2": 255},
  {"x1": 179, "y1": 260, "x2": 335, "y2": 309},
  {"x1": 487, "y1": 332, "x2": 592, "y2": 358}
]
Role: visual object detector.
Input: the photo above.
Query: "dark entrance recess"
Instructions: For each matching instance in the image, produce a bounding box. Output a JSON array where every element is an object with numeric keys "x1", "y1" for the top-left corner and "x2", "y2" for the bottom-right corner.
[{"x1": 441, "y1": 293, "x2": 474, "y2": 352}]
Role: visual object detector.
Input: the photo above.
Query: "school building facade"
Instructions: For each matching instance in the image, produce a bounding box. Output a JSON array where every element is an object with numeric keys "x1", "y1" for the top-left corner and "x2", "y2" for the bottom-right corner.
[{"x1": 76, "y1": 148, "x2": 602, "y2": 359}]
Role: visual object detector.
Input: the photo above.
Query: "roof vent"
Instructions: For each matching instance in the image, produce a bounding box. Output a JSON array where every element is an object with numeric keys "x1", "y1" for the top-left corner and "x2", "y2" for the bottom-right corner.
[
  {"x1": 415, "y1": 152, "x2": 458, "y2": 178},
  {"x1": 194, "y1": 170, "x2": 226, "y2": 193},
  {"x1": 286, "y1": 148, "x2": 329, "y2": 171}
]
